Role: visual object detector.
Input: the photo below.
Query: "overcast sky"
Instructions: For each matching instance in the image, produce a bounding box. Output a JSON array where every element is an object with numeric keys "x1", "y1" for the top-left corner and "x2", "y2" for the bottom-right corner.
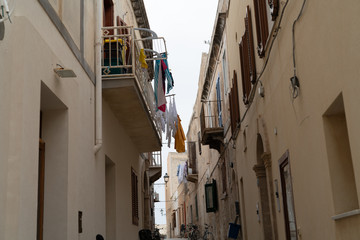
[{"x1": 143, "y1": 0, "x2": 218, "y2": 225}]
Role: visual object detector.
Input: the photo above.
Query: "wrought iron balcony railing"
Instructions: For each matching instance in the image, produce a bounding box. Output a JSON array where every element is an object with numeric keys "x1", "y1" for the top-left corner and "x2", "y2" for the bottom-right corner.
[{"x1": 101, "y1": 26, "x2": 167, "y2": 150}]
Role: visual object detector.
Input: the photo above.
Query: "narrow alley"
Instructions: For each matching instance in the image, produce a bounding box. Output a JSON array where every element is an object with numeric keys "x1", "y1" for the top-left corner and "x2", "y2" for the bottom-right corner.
[{"x1": 1, "y1": 0, "x2": 360, "y2": 240}]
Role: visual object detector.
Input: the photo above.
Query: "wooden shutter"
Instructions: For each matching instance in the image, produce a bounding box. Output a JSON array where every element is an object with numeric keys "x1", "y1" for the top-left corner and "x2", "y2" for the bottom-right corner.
[
  {"x1": 229, "y1": 71, "x2": 241, "y2": 136},
  {"x1": 103, "y1": 0, "x2": 114, "y2": 35},
  {"x1": 198, "y1": 132, "x2": 202, "y2": 155},
  {"x1": 221, "y1": 160, "x2": 227, "y2": 193},
  {"x1": 187, "y1": 142, "x2": 197, "y2": 173},
  {"x1": 268, "y1": 0, "x2": 279, "y2": 21},
  {"x1": 245, "y1": 6, "x2": 257, "y2": 84},
  {"x1": 131, "y1": 169, "x2": 139, "y2": 225},
  {"x1": 239, "y1": 6, "x2": 256, "y2": 105},
  {"x1": 37, "y1": 139, "x2": 45, "y2": 240},
  {"x1": 116, "y1": 16, "x2": 129, "y2": 35},
  {"x1": 253, "y1": 0, "x2": 269, "y2": 57}
]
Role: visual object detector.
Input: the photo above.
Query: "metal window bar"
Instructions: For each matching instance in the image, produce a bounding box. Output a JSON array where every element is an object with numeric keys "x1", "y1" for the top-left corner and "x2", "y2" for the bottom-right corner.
[{"x1": 150, "y1": 151, "x2": 162, "y2": 167}]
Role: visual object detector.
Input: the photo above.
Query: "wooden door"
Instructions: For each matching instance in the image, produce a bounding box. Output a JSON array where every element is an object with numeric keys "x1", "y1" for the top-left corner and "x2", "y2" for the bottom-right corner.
[{"x1": 37, "y1": 139, "x2": 45, "y2": 240}]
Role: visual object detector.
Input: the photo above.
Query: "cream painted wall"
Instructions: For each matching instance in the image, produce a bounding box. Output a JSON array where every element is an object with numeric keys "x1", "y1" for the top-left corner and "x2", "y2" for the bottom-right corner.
[
  {"x1": 165, "y1": 152, "x2": 187, "y2": 237},
  {"x1": 0, "y1": 10, "x2": 96, "y2": 240},
  {"x1": 224, "y1": 0, "x2": 360, "y2": 240},
  {"x1": 101, "y1": 99, "x2": 147, "y2": 239}
]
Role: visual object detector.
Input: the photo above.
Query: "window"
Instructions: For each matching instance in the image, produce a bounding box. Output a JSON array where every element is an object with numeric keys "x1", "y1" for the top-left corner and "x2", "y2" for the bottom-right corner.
[
  {"x1": 216, "y1": 76, "x2": 223, "y2": 127},
  {"x1": 205, "y1": 180, "x2": 218, "y2": 212},
  {"x1": 172, "y1": 212, "x2": 176, "y2": 228},
  {"x1": 229, "y1": 70, "x2": 240, "y2": 136},
  {"x1": 253, "y1": 0, "x2": 279, "y2": 57},
  {"x1": 103, "y1": 0, "x2": 114, "y2": 34},
  {"x1": 239, "y1": 6, "x2": 256, "y2": 104},
  {"x1": 198, "y1": 132, "x2": 202, "y2": 155},
  {"x1": 131, "y1": 168, "x2": 139, "y2": 225},
  {"x1": 195, "y1": 195, "x2": 199, "y2": 220},
  {"x1": 222, "y1": 51, "x2": 229, "y2": 95},
  {"x1": 279, "y1": 152, "x2": 297, "y2": 240},
  {"x1": 190, "y1": 205, "x2": 193, "y2": 223},
  {"x1": 221, "y1": 160, "x2": 227, "y2": 193},
  {"x1": 187, "y1": 142, "x2": 197, "y2": 173},
  {"x1": 323, "y1": 94, "x2": 359, "y2": 215}
]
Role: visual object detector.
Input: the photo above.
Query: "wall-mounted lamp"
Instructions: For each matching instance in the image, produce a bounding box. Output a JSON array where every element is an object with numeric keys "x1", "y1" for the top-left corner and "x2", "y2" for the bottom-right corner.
[
  {"x1": 163, "y1": 173, "x2": 169, "y2": 184},
  {"x1": 54, "y1": 64, "x2": 77, "y2": 78}
]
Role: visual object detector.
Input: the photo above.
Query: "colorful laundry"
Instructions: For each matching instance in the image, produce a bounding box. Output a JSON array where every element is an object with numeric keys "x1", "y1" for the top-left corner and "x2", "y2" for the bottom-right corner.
[
  {"x1": 154, "y1": 60, "x2": 166, "y2": 112},
  {"x1": 174, "y1": 115, "x2": 186, "y2": 153},
  {"x1": 160, "y1": 53, "x2": 174, "y2": 93},
  {"x1": 139, "y1": 49, "x2": 148, "y2": 68}
]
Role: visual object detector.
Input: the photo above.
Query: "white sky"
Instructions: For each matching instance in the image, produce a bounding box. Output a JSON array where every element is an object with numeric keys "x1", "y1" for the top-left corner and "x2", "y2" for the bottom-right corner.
[{"x1": 143, "y1": 0, "x2": 219, "y2": 225}]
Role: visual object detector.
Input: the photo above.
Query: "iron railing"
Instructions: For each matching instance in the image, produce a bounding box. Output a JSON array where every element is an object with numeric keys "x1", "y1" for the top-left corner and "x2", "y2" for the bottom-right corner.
[
  {"x1": 101, "y1": 26, "x2": 167, "y2": 142},
  {"x1": 200, "y1": 100, "x2": 224, "y2": 132}
]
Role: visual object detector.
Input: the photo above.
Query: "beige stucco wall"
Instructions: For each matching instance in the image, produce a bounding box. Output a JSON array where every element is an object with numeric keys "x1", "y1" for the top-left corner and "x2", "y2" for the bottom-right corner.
[
  {"x1": 165, "y1": 152, "x2": 188, "y2": 238},
  {"x1": 0, "y1": 1, "x2": 156, "y2": 240},
  {"x1": 225, "y1": 0, "x2": 360, "y2": 240},
  {"x1": 0, "y1": 10, "x2": 96, "y2": 238},
  {"x1": 183, "y1": 0, "x2": 360, "y2": 240}
]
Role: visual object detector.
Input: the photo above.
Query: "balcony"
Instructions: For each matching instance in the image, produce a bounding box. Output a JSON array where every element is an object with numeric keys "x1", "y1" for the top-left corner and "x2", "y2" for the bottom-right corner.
[
  {"x1": 149, "y1": 151, "x2": 162, "y2": 184},
  {"x1": 101, "y1": 26, "x2": 166, "y2": 152},
  {"x1": 200, "y1": 101, "x2": 224, "y2": 153}
]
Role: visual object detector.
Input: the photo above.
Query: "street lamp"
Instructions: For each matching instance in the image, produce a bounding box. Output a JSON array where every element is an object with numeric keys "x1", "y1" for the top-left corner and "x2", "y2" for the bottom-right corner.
[{"x1": 163, "y1": 173, "x2": 169, "y2": 184}]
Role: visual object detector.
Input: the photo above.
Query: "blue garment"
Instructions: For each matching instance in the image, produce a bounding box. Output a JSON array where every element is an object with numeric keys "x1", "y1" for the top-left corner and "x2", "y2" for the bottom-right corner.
[
  {"x1": 160, "y1": 53, "x2": 174, "y2": 93},
  {"x1": 177, "y1": 164, "x2": 180, "y2": 176}
]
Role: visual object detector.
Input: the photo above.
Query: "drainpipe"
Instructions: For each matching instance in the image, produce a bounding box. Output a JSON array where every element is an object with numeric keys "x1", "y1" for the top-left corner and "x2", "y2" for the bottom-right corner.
[{"x1": 94, "y1": 0, "x2": 102, "y2": 154}]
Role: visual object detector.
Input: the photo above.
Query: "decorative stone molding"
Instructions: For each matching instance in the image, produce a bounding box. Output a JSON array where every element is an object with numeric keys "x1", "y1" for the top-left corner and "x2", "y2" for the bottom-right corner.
[
  {"x1": 253, "y1": 164, "x2": 266, "y2": 178},
  {"x1": 262, "y1": 152, "x2": 272, "y2": 169}
]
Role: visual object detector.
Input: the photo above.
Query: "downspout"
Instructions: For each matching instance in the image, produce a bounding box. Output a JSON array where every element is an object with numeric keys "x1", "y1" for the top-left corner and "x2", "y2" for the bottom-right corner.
[{"x1": 94, "y1": 0, "x2": 102, "y2": 154}]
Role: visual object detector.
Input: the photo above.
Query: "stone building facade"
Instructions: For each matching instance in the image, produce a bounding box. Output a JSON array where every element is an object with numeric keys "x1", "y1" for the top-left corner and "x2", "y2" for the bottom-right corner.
[
  {"x1": 0, "y1": 0, "x2": 163, "y2": 239},
  {"x1": 181, "y1": 0, "x2": 360, "y2": 240}
]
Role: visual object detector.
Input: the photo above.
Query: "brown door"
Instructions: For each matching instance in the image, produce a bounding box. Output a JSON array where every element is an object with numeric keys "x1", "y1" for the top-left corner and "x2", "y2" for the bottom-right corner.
[{"x1": 37, "y1": 139, "x2": 45, "y2": 240}]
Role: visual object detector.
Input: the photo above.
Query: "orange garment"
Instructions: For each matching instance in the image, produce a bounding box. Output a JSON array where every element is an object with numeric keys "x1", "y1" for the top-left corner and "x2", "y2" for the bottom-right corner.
[{"x1": 174, "y1": 115, "x2": 186, "y2": 153}]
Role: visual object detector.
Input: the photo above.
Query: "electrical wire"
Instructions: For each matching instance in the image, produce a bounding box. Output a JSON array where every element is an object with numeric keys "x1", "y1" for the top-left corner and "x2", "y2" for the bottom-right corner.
[
  {"x1": 238, "y1": 0, "x2": 290, "y2": 125},
  {"x1": 290, "y1": 0, "x2": 307, "y2": 99},
  {"x1": 0, "y1": 0, "x2": 15, "y2": 23},
  {"x1": 292, "y1": 0, "x2": 307, "y2": 77}
]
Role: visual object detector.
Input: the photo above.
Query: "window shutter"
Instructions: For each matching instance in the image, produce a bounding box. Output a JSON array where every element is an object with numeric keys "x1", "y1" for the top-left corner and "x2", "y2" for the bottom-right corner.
[
  {"x1": 233, "y1": 71, "x2": 240, "y2": 126},
  {"x1": 239, "y1": 36, "x2": 251, "y2": 104},
  {"x1": 216, "y1": 77, "x2": 223, "y2": 127},
  {"x1": 131, "y1": 169, "x2": 139, "y2": 226},
  {"x1": 268, "y1": 0, "x2": 279, "y2": 20},
  {"x1": 198, "y1": 132, "x2": 202, "y2": 155},
  {"x1": 239, "y1": 6, "x2": 256, "y2": 105},
  {"x1": 187, "y1": 142, "x2": 197, "y2": 173},
  {"x1": 221, "y1": 160, "x2": 227, "y2": 193},
  {"x1": 253, "y1": 0, "x2": 269, "y2": 57},
  {"x1": 229, "y1": 70, "x2": 241, "y2": 136},
  {"x1": 245, "y1": 6, "x2": 257, "y2": 84}
]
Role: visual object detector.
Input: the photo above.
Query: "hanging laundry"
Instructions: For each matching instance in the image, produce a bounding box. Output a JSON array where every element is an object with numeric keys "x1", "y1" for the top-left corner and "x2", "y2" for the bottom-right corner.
[
  {"x1": 177, "y1": 163, "x2": 187, "y2": 184},
  {"x1": 166, "y1": 97, "x2": 179, "y2": 148},
  {"x1": 160, "y1": 53, "x2": 174, "y2": 93},
  {"x1": 176, "y1": 164, "x2": 180, "y2": 176},
  {"x1": 139, "y1": 49, "x2": 148, "y2": 69},
  {"x1": 175, "y1": 115, "x2": 186, "y2": 153},
  {"x1": 155, "y1": 109, "x2": 166, "y2": 133},
  {"x1": 171, "y1": 97, "x2": 178, "y2": 138},
  {"x1": 154, "y1": 60, "x2": 166, "y2": 112},
  {"x1": 166, "y1": 98, "x2": 173, "y2": 148}
]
